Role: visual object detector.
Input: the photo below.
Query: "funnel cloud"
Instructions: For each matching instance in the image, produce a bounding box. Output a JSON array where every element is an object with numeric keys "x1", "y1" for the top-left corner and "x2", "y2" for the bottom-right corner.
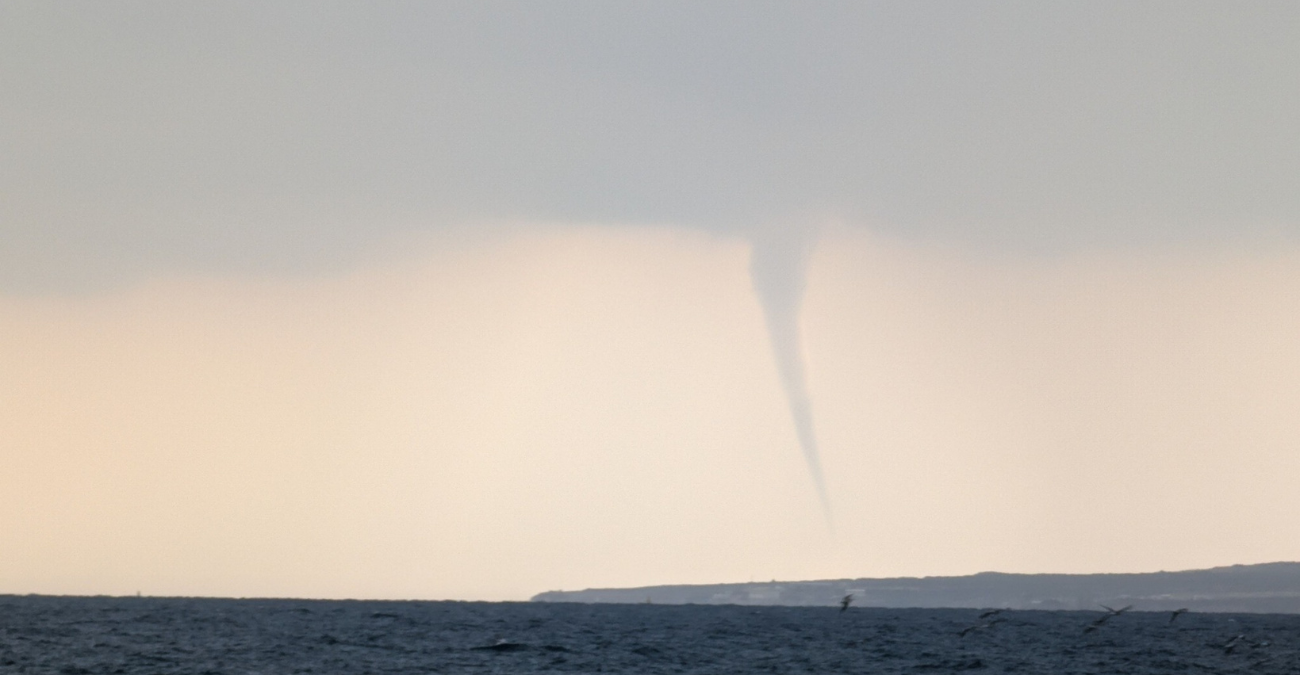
[{"x1": 749, "y1": 228, "x2": 829, "y2": 521}]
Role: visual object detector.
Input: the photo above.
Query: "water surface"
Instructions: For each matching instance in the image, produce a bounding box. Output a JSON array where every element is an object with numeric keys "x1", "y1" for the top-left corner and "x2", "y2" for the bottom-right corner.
[{"x1": 1, "y1": 595, "x2": 1295, "y2": 673}]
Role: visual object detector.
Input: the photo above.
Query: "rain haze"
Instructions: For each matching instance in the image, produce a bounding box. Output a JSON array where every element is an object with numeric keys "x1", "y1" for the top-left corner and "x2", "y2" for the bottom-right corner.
[{"x1": 4, "y1": 1, "x2": 1300, "y2": 601}]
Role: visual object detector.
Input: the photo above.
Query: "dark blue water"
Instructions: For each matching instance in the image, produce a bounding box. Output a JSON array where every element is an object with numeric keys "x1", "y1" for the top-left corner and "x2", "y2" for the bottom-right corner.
[{"x1": 1, "y1": 595, "x2": 1296, "y2": 673}]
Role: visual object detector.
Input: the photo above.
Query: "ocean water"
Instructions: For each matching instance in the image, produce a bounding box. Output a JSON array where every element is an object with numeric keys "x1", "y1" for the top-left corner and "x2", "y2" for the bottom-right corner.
[{"x1": 1, "y1": 595, "x2": 1296, "y2": 674}]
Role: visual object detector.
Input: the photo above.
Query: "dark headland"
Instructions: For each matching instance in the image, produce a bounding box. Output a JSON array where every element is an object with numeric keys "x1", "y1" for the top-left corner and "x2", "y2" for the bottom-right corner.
[{"x1": 532, "y1": 562, "x2": 1300, "y2": 613}]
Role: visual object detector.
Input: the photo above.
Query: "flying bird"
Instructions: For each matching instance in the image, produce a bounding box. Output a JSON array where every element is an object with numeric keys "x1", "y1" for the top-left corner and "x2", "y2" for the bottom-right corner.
[
  {"x1": 1082, "y1": 616, "x2": 1111, "y2": 634},
  {"x1": 1083, "y1": 604, "x2": 1134, "y2": 633},
  {"x1": 1169, "y1": 608, "x2": 1188, "y2": 623},
  {"x1": 1222, "y1": 634, "x2": 1270, "y2": 655},
  {"x1": 978, "y1": 609, "x2": 1005, "y2": 619},
  {"x1": 959, "y1": 618, "x2": 1004, "y2": 637},
  {"x1": 840, "y1": 594, "x2": 854, "y2": 612}
]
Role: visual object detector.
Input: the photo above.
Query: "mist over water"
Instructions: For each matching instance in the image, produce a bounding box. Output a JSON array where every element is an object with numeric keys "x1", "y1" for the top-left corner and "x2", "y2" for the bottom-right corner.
[{"x1": 749, "y1": 228, "x2": 830, "y2": 522}]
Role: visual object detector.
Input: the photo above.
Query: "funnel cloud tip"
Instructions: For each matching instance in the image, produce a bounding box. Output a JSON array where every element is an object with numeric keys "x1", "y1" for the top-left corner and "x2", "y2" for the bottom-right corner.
[{"x1": 748, "y1": 226, "x2": 831, "y2": 524}]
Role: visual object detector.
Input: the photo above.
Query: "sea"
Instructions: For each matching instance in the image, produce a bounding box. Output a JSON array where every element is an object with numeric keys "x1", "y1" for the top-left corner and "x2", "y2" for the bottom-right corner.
[{"x1": 1, "y1": 594, "x2": 1296, "y2": 674}]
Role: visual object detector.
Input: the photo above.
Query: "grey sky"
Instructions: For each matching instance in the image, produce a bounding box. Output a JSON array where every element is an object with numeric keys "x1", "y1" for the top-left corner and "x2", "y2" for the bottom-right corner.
[
  {"x1": 5, "y1": 1, "x2": 1300, "y2": 291},
  {"x1": 9, "y1": 2, "x2": 1300, "y2": 597}
]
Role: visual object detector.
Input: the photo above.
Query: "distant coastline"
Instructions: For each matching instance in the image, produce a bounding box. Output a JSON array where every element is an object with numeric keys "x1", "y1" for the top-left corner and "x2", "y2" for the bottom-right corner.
[{"x1": 532, "y1": 562, "x2": 1300, "y2": 613}]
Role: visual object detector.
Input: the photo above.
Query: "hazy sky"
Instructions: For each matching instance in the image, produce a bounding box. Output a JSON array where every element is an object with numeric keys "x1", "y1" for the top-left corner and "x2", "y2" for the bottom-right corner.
[{"x1": 5, "y1": 2, "x2": 1300, "y2": 599}]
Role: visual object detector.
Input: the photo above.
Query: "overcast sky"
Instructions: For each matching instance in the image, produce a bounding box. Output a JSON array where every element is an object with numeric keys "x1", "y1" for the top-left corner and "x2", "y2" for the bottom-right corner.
[
  {"x1": 6, "y1": 1, "x2": 1300, "y2": 290},
  {"x1": 5, "y1": 2, "x2": 1300, "y2": 600}
]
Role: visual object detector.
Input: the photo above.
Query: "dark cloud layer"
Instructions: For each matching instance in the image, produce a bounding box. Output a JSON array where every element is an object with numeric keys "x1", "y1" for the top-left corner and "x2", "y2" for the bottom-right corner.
[{"x1": 5, "y1": 1, "x2": 1300, "y2": 291}]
